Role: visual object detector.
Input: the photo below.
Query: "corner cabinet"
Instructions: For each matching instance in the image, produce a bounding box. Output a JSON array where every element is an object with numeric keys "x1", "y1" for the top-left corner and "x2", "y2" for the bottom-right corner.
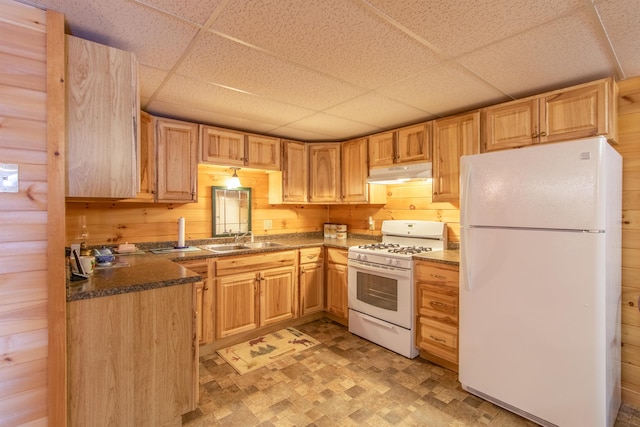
[
  {"x1": 136, "y1": 110, "x2": 156, "y2": 201},
  {"x1": 214, "y1": 250, "x2": 296, "y2": 339},
  {"x1": 341, "y1": 137, "x2": 369, "y2": 203},
  {"x1": 269, "y1": 139, "x2": 308, "y2": 204},
  {"x1": 483, "y1": 77, "x2": 617, "y2": 152},
  {"x1": 156, "y1": 117, "x2": 198, "y2": 203},
  {"x1": 415, "y1": 260, "x2": 459, "y2": 372},
  {"x1": 65, "y1": 35, "x2": 140, "y2": 198},
  {"x1": 432, "y1": 111, "x2": 481, "y2": 203},
  {"x1": 309, "y1": 143, "x2": 341, "y2": 203},
  {"x1": 177, "y1": 259, "x2": 214, "y2": 345},
  {"x1": 325, "y1": 247, "x2": 349, "y2": 325}
]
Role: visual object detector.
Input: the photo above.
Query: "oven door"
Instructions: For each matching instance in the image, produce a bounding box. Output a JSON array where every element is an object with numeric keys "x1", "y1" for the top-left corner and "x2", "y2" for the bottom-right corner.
[{"x1": 347, "y1": 258, "x2": 413, "y2": 329}]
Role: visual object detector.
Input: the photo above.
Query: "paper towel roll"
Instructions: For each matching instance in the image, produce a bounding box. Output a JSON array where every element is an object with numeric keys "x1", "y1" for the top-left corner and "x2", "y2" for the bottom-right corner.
[{"x1": 177, "y1": 217, "x2": 186, "y2": 248}]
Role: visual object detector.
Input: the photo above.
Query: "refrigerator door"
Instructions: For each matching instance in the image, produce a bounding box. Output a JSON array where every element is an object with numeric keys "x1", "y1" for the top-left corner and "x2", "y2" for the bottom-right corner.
[
  {"x1": 460, "y1": 137, "x2": 611, "y2": 231},
  {"x1": 459, "y1": 227, "x2": 616, "y2": 426}
]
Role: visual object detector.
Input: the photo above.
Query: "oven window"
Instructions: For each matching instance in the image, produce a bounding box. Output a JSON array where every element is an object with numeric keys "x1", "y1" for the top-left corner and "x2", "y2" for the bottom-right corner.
[{"x1": 356, "y1": 271, "x2": 397, "y2": 311}]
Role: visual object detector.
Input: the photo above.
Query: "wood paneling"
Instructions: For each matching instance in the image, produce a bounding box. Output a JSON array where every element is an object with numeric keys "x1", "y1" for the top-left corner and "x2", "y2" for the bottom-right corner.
[
  {"x1": 0, "y1": 1, "x2": 61, "y2": 426},
  {"x1": 618, "y1": 76, "x2": 640, "y2": 408}
]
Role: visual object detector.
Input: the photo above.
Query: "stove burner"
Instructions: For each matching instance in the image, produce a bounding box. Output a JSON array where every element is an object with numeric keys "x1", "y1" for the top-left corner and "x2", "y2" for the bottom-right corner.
[
  {"x1": 387, "y1": 246, "x2": 433, "y2": 255},
  {"x1": 356, "y1": 243, "x2": 433, "y2": 255}
]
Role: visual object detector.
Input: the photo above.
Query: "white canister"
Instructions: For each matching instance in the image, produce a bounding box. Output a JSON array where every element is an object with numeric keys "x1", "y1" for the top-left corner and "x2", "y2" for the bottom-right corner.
[
  {"x1": 336, "y1": 231, "x2": 347, "y2": 240},
  {"x1": 336, "y1": 224, "x2": 347, "y2": 232},
  {"x1": 324, "y1": 223, "x2": 332, "y2": 238},
  {"x1": 329, "y1": 224, "x2": 337, "y2": 238}
]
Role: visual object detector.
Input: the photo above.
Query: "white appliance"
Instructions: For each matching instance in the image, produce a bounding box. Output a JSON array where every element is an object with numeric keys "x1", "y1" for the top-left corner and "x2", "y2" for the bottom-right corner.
[
  {"x1": 348, "y1": 220, "x2": 447, "y2": 358},
  {"x1": 459, "y1": 136, "x2": 622, "y2": 427},
  {"x1": 366, "y1": 162, "x2": 432, "y2": 184}
]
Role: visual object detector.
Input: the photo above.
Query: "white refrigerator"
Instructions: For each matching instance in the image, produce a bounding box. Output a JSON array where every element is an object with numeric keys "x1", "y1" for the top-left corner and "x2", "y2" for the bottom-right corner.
[{"x1": 459, "y1": 136, "x2": 622, "y2": 427}]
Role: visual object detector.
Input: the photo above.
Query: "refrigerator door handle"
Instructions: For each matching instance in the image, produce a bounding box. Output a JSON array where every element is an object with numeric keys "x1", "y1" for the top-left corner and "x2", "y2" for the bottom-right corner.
[
  {"x1": 461, "y1": 226, "x2": 473, "y2": 291},
  {"x1": 461, "y1": 162, "x2": 472, "y2": 227}
]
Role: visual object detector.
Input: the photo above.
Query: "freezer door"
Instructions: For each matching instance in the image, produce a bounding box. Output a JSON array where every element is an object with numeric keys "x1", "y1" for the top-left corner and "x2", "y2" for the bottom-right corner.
[
  {"x1": 460, "y1": 137, "x2": 617, "y2": 231},
  {"x1": 459, "y1": 227, "x2": 619, "y2": 426}
]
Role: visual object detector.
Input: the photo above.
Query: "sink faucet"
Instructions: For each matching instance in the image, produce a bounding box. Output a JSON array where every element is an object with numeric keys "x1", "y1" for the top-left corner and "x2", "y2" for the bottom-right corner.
[{"x1": 235, "y1": 230, "x2": 253, "y2": 243}]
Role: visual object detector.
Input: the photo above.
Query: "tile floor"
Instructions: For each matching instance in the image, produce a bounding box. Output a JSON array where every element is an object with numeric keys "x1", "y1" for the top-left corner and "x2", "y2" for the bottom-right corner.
[{"x1": 184, "y1": 318, "x2": 640, "y2": 426}]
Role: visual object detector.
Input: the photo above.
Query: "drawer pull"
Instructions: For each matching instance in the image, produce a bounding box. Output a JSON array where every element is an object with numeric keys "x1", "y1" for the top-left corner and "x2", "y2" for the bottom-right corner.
[
  {"x1": 429, "y1": 335, "x2": 446, "y2": 343},
  {"x1": 430, "y1": 301, "x2": 447, "y2": 309},
  {"x1": 430, "y1": 273, "x2": 446, "y2": 280},
  {"x1": 306, "y1": 255, "x2": 317, "y2": 260}
]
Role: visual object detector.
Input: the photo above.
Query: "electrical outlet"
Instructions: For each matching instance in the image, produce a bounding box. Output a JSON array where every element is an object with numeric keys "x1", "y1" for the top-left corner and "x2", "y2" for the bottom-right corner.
[{"x1": 264, "y1": 219, "x2": 272, "y2": 230}]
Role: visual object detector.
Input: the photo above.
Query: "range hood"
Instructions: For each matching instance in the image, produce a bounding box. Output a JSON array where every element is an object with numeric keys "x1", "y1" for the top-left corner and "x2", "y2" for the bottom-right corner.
[{"x1": 367, "y1": 162, "x2": 432, "y2": 184}]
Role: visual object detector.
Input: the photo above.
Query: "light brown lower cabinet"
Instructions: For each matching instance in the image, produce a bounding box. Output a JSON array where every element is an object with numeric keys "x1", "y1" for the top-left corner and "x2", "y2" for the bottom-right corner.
[
  {"x1": 215, "y1": 250, "x2": 297, "y2": 339},
  {"x1": 67, "y1": 284, "x2": 197, "y2": 427},
  {"x1": 299, "y1": 247, "x2": 324, "y2": 315},
  {"x1": 178, "y1": 259, "x2": 214, "y2": 345},
  {"x1": 325, "y1": 247, "x2": 349, "y2": 325},
  {"x1": 415, "y1": 260, "x2": 459, "y2": 372}
]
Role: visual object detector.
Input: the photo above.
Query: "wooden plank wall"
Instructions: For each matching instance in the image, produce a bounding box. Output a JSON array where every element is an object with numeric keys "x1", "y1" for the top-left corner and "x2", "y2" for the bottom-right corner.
[
  {"x1": 0, "y1": 1, "x2": 54, "y2": 425},
  {"x1": 618, "y1": 76, "x2": 640, "y2": 407},
  {"x1": 65, "y1": 164, "x2": 329, "y2": 245}
]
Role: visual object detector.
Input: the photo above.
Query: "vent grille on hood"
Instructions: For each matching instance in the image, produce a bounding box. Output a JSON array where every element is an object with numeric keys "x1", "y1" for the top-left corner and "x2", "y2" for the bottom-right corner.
[{"x1": 367, "y1": 162, "x2": 432, "y2": 184}]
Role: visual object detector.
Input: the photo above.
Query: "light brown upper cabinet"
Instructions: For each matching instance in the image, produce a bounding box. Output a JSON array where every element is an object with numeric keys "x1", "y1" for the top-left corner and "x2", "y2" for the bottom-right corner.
[
  {"x1": 369, "y1": 122, "x2": 431, "y2": 168},
  {"x1": 269, "y1": 139, "x2": 308, "y2": 204},
  {"x1": 483, "y1": 77, "x2": 617, "y2": 152},
  {"x1": 309, "y1": 143, "x2": 341, "y2": 203},
  {"x1": 432, "y1": 111, "x2": 481, "y2": 203},
  {"x1": 341, "y1": 137, "x2": 369, "y2": 203},
  {"x1": 156, "y1": 118, "x2": 198, "y2": 203},
  {"x1": 65, "y1": 35, "x2": 139, "y2": 198},
  {"x1": 136, "y1": 110, "x2": 156, "y2": 201},
  {"x1": 200, "y1": 125, "x2": 281, "y2": 170}
]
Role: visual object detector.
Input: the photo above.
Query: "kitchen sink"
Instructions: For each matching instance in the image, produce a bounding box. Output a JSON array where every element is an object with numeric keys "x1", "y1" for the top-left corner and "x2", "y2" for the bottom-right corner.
[
  {"x1": 245, "y1": 241, "x2": 286, "y2": 249},
  {"x1": 199, "y1": 241, "x2": 287, "y2": 253},
  {"x1": 200, "y1": 244, "x2": 249, "y2": 252}
]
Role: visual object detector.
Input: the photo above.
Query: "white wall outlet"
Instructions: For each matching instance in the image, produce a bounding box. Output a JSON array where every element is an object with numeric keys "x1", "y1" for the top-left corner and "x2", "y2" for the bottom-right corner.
[{"x1": 264, "y1": 219, "x2": 272, "y2": 230}]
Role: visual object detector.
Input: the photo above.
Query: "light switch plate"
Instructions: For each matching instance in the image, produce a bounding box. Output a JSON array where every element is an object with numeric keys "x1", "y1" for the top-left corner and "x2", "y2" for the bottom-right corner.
[
  {"x1": 264, "y1": 219, "x2": 272, "y2": 230},
  {"x1": 0, "y1": 163, "x2": 18, "y2": 193}
]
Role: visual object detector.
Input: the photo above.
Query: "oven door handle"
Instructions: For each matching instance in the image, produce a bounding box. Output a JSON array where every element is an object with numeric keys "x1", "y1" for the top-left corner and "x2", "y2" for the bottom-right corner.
[{"x1": 361, "y1": 314, "x2": 395, "y2": 330}]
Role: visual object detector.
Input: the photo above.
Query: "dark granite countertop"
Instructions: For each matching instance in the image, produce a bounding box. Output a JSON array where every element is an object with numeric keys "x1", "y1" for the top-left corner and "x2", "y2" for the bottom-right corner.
[
  {"x1": 67, "y1": 254, "x2": 202, "y2": 302},
  {"x1": 70, "y1": 234, "x2": 459, "y2": 301}
]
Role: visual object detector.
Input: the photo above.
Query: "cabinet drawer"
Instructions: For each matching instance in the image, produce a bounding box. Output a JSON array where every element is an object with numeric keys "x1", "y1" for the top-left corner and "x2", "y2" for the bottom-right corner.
[
  {"x1": 417, "y1": 317, "x2": 458, "y2": 363},
  {"x1": 417, "y1": 284, "x2": 458, "y2": 324},
  {"x1": 215, "y1": 250, "x2": 296, "y2": 276},
  {"x1": 414, "y1": 261, "x2": 459, "y2": 288},
  {"x1": 299, "y1": 247, "x2": 323, "y2": 264},
  {"x1": 326, "y1": 247, "x2": 348, "y2": 265}
]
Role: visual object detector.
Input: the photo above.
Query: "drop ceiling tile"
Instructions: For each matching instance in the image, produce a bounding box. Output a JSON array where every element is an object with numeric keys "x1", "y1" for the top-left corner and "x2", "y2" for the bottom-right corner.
[
  {"x1": 134, "y1": 0, "x2": 225, "y2": 27},
  {"x1": 155, "y1": 74, "x2": 316, "y2": 127},
  {"x1": 146, "y1": 100, "x2": 278, "y2": 135},
  {"x1": 138, "y1": 64, "x2": 168, "y2": 100},
  {"x1": 34, "y1": 0, "x2": 198, "y2": 69},
  {"x1": 377, "y1": 61, "x2": 510, "y2": 116},
  {"x1": 457, "y1": 9, "x2": 615, "y2": 98},
  {"x1": 209, "y1": 0, "x2": 443, "y2": 89},
  {"x1": 324, "y1": 92, "x2": 434, "y2": 128},
  {"x1": 595, "y1": 0, "x2": 640, "y2": 79},
  {"x1": 284, "y1": 112, "x2": 379, "y2": 140},
  {"x1": 177, "y1": 31, "x2": 366, "y2": 110},
  {"x1": 364, "y1": 0, "x2": 583, "y2": 57}
]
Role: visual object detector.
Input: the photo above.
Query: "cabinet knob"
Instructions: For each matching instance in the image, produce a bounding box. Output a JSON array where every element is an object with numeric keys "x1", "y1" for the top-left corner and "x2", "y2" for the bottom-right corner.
[{"x1": 539, "y1": 131, "x2": 547, "y2": 137}]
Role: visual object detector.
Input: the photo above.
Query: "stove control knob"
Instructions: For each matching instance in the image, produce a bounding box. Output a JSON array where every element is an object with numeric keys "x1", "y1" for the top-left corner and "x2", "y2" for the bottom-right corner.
[{"x1": 357, "y1": 254, "x2": 366, "y2": 261}]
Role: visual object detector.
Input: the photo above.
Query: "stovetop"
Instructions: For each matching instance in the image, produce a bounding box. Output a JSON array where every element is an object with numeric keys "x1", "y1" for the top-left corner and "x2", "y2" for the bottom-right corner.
[{"x1": 353, "y1": 243, "x2": 434, "y2": 256}]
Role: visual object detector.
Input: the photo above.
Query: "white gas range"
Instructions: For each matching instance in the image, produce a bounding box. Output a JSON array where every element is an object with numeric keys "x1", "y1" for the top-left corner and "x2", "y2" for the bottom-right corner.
[{"x1": 348, "y1": 220, "x2": 447, "y2": 358}]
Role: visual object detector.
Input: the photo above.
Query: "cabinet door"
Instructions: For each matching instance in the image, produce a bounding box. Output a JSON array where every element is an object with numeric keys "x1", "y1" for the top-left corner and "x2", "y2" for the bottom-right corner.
[
  {"x1": 341, "y1": 137, "x2": 369, "y2": 203},
  {"x1": 246, "y1": 134, "x2": 281, "y2": 170},
  {"x1": 483, "y1": 98, "x2": 539, "y2": 152},
  {"x1": 396, "y1": 122, "x2": 430, "y2": 164},
  {"x1": 369, "y1": 131, "x2": 395, "y2": 167},
  {"x1": 179, "y1": 259, "x2": 213, "y2": 345},
  {"x1": 300, "y1": 261, "x2": 324, "y2": 315},
  {"x1": 216, "y1": 272, "x2": 257, "y2": 338},
  {"x1": 309, "y1": 143, "x2": 341, "y2": 203},
  {"x1": 156, "y1": 118, "x2": 198, "y2": 203},
  {"x1": 137, "y1": 111, "x2": 156, "y2": 200},
  {"x1": 432, "y1": 111, "x2": 480, "y2": 203},
  {"x1": 541, "y1": 79, "x2": 611, "y2": 143},
  {"x1": 199, "y1": 125, "x2": 245, "y2": 166},
  {"x1": 66, "y1": 35, "x2": 139, "y2": 198},
  {"x1": 259, "y1": 266, "x2": 295, "y2": 326},
  {"x1": 326, "y1": 262, "x2": 348, "y2": 321},
  {"x1": 282, "y1": 140, "x2": 307, "y2": 203}
]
